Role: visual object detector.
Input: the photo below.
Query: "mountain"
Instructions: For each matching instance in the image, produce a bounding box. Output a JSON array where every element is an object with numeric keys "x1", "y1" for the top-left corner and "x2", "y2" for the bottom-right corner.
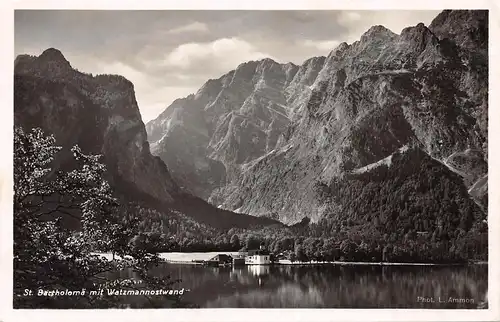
[
  {"x1": 148, "y1": 9, "x2": 488, "y2": 232},
  {"x1": 219, "y1": 10, "x2": 488, "y2": 224},
  {"x1": 15, "y1": 48, "x2": 179, "y2": 203},
  {"x1": 14, "y1": 48, "x2": 281, "y2": 230},
  {"x1": 146, "y1": 57, "x2": 326, "y2": 199}
]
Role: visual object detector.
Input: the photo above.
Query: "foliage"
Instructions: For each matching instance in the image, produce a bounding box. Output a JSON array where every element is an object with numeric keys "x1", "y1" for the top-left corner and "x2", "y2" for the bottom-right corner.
[
  {"x1": 151, "y1": 152, "x2": 482, "y2": 265},
  {"x1": 13, "y1": 127, "x2": 184, "y2": 308},
  {"x1": 301, "y1": 148, "x2": 488, "y2": 263},
  {"x1": 132, "y1": 148, "x2": 488, "y2": 265}
]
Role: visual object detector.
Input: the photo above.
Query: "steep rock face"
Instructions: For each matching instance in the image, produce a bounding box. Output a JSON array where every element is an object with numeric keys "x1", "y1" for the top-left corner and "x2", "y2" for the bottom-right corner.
[
  {"x1": 14, "y1": 49, "x2": 178, "y2": 202},
  {"x1": 146, "y1": 57, "x2": 326, "y2": 199},
  {"x1": 14, "y1": 49, "x2": 282, "y2": 229},
  {"x1": 286, "y1": 56, "x2": 326, "y2": 120},
  {"x1": 428, "y1": 9, "x2": 488, "y2": 157},
  {"x1": 146, "y1": 94, "x2": 222, "y2": 199},
  {"x1": 213, "y1": 10, "x2": 488, "y2": 223}
]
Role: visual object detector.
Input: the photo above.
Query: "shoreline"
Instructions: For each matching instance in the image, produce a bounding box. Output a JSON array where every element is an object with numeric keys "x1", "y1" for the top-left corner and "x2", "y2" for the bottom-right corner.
[
  {"x1": 276, "y1": 260, "x2": 454, "y2": 266},
  {"x1": 92, "y1": 252, "x2": 486, "y2": 266},
  {"x1": 164, "y1": 260, "x2": 471, "y2": 266}
]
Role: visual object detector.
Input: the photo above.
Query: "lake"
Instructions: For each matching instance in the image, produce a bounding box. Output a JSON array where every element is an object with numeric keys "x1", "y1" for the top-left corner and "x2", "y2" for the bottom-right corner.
[{"x1": 108, "y1": 263, "x2": 488, "y2": 308}]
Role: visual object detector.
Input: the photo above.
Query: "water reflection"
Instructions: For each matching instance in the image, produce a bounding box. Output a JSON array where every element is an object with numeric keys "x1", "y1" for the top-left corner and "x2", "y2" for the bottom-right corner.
[
  {"x1": 247, "y1": 265, "x2": 270, "y2": 277},
  {"x1": 111, "y1": 264, "x2": 487, "y2": 309}
]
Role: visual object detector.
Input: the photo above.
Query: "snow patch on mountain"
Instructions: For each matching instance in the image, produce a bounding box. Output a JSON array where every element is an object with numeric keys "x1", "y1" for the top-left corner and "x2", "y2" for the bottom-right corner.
[{"x1": 351, "y1": 144, "x2": 410, "y2": 174}]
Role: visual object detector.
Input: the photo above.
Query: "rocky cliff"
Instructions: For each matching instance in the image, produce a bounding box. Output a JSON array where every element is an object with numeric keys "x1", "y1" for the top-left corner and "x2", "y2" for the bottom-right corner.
[
  {"x1": 217, "y1": 10, "x2": 488, "y2": 224},
  {"x1": 15, "y1": 48, "x2": 179, "y2": 203},
  {"x1": 14, "y1": 48, "x2": 281, "y2": 229},
  {"x1": 148, "y1": 10, "x2": 488, "y2": 226},
  {"x1": 146, "y1": 57, "x2": 326, "y2": 199}
]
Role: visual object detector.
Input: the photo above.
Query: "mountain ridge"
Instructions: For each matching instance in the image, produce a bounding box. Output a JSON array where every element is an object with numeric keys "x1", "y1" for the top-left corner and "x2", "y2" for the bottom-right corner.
[
  {"x1": 147, "y1": 10, "x2": 488, "y2": 228},
  {"x1": 146, "y1": 52, "x2": 327, "y2": 200},
  {"x1": 14, "y1": 48, "x2": 282, "y2": 230}
]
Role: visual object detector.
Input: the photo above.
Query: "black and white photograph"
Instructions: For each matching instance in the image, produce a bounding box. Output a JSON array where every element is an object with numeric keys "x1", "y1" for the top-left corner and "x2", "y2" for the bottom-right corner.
[{"x1": 1, "y1": 1, "x2": 498, "y2": 320}]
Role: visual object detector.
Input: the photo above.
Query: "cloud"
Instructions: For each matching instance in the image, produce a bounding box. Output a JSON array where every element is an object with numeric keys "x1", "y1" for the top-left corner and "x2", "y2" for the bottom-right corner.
[
  {"x1": 94, "y1": 61, "x2": 146, "y2": 82},
  {"x1": 163, "y1": 37, "x2": 274, "y2": 71},
  {"x1": 83, "y1": 61, "x2": 197, "y2": 122},
  {"x1": 15, "y1": 10, "x2": 443, "y2": 123},
  {"x1": 139, "y1": 87, "x2": 195, "y2": 123},
  {"x1": 345, "y1": 12, "x2": 362, "y2": 22},
  {"x1": 339, "y1": 11, "x2": 362, "y2": 24},
  {"x1": 167, "y1": 22, "x2": 209, "y2": 34},
  {"x1": 300, "y1": 39, "x2": 341, "y2": 52}
]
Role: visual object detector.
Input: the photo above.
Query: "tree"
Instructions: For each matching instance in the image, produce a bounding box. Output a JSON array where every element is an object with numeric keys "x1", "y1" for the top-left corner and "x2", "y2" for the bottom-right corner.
[
  {"x1": 322, "y1": 237, "x2": 337, "y2": 261},
  {"x1": 340, "y1": 239, "x2": 356, "y2": 261},
  {"x1": 13, "y1": 127, "x2": 184, "y2": 308},
  {"x1": 230, "y1": 234, "x2": 240, "y2": 250},
  {"x1": 294, "y1": 244, "x2": 307, "y2": 262},
  {"x1": 245, "y1": 235, "x2": 261, "y2": 250},
  {"x1": 273, "y1": 238, "x2": 283, "y2": 254}
]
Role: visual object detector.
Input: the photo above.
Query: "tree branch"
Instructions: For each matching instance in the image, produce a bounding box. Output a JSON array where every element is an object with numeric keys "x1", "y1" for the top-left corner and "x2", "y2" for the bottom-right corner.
[{"x1": 37, "y1": 205, "x2": 82, "y2": 220}]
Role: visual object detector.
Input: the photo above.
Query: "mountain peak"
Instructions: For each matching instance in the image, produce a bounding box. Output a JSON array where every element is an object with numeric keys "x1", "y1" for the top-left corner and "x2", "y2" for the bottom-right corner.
[
  {"x1": 361, "y1": 25, "x2": 396, "y2": 40},
  {"x1": 430, "y1": 10, "x2": 486, "y2": 30},
  {"x1": 335, "y1": 42, "x2": 350, "y2": 51},
  {"x1": 259, "y1": 57, "x2": 278, "y2": 65},
  {"x1": 400, "y1": 22, "x2": 437, "y2": 44},
  {"x1": 14, "y1": 47, "x2": 73, "y2": 77},
  {"x1": 302, "y1": 55, "x2": 326, "y2": 68},
  {"x1": 38, "y1": 48, "x2": 71, "y2": 66},
  {"x1": 429, "y1": 10, "x2": 488, "y2": 49}
]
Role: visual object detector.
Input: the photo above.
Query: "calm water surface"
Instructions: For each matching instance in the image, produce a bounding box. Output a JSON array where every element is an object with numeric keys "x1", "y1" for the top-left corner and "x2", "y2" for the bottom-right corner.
[{"x1": 113, "y1": 264, "x2": 487, "y2": 308}]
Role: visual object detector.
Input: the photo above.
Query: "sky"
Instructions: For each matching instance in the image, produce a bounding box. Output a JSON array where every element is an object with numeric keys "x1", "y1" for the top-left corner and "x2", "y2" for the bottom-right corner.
[{"x1": 14, "y1": 10, "x2": 441, "y2": 122}]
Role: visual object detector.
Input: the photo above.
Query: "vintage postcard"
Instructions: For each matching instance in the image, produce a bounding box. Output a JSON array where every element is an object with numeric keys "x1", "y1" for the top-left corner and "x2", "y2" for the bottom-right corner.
[{"x1": 1, "y1": 0, "x2": 498, "y2": 321}]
